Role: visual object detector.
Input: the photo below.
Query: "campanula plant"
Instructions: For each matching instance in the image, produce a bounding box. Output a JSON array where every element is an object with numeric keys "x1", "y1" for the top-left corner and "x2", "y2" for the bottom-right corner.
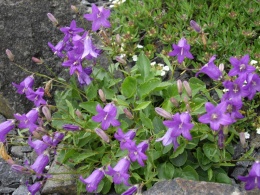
[{"x1": 1, "y1": 0, "x2": 260, "y2": 194}]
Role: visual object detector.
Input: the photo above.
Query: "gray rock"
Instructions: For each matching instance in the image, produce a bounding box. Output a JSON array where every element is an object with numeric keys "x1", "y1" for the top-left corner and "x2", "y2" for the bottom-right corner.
[
  {"x1": 12, "y1": 185, "x2": 30, "y2": 195},
  {"x1": 0, "y1": 114, "x2": 6, "y2": 122},
  {"x1": 0, "y1": 186, "x2": 16, "y2": 194},
  {"x1": 142, "y1": 178, "x2": 247, "y2": 195},
  {"x1": 22, "y1": 145, "x2": 33, "y2": 153},
  {"x1": 41, "y1": 150, "x2": 77, "y2": 195},
  {"x1": 0, "y1": 158, "x2": 22, "y2": 187},
  {"x1": 11, "y1": 146, "x2": 24, "y2": 158}
]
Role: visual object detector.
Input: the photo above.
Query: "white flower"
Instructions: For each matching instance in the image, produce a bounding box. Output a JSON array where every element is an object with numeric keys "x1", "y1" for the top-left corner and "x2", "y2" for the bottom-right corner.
[
  {"x1": 256, "y1": 128, "x2": 260, "y2": 134},
  {"x1": 158, "y1": 63, "x2": 164, "y2": 67},
  {"x1": 132, "y1": 55, "x2": 138, "y2": 61},
  {"x1": 150, "y1": 62, "x2": 156, "y2": 66},
  {"x1": 244, "y1": 132, "x2": 250, "y2": 139},
  {"x1": 163, "y1": 66, "x2": 170, "y2": 71},
  {"x1": 137, "y1": 44, "x2": 143, "y2": 48},
  {"x1": 250, "y1": 60, "x2": 258, "y2": 65},
  {"x1": 161, "y1": 70, "x2": 166, "y2": 76},
  {"x1": 223, "y1": 88, "x2": 229, "y2": 93},
  {"x1": 120, "y1": 54, "x2": 126, "y2": 58}
]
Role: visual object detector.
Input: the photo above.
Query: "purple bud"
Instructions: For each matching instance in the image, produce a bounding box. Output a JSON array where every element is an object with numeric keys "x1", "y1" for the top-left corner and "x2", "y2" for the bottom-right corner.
[
  {"x1": 190, "y1": 20, "x2": 201, "y2": 33},
  {"x1": 170, "y1": 97, "x2": 179, "y2": 107},
  {"x1": 62, "y1": 124, "x2": 81, "y2": 131},
  {"x1": 115, "y1": 56, "x2": 127, "y2": 65},
  {"x1": 75, "y1": 109, "x2": 83, "y2": 119},
  {"x1": 71, "y1": 5, "x2": 78, "y2": 13},
  {"x1": 0, "y1": 120, "x2": 15, "y2": 142},
  {"x1": 155, "y1": 107, "x2": 172, "y2": 119},
  {"x1": 6, "y1": 49, "x2": 14, "y2": 61},
  {"x1": 123, "y1": 108, "x2": 134, "y2": 119},
  {"x1": 122, "y1": 185, "x2": 139, "y2": 195},
  {"x1": 115, "y1": 34, "x2": 121, "y2": 44},
  {"x1": 30, "y1": 152, "x2": 50, "y2": 176},
  {"x1": 47, "y1": 13, "x2": 58, "y2": 26},
  {"x1": 218, "y1": 129, "x2": 224, "y2": 149},
  {"x1": 42, "y1": 106, "x2": 51, "y2": 121},
  {"x1": 32, "y1": 57, "x2": 43, "y2": 64},
  {"x1": 98, "y1": 89, "x2": 106, "y2": 102},
  {"x1": 27, "y1": 182, "x2": 42, "y2": 195},
  {"x1": 95, "y1": 128, "x2": 110, "y2": 143},
  {"x1": 239, "y1": 132, "x2": 246, "y2": 148},
  {"x1": 11, "y1": 164, "x2": 31, "y2": 174},
  {"x1": 183, "y1": 81, "x2": 192, "y2": 98},
  {"x1": 177, "y1": 80, "x2": 183, "y2": 95}
]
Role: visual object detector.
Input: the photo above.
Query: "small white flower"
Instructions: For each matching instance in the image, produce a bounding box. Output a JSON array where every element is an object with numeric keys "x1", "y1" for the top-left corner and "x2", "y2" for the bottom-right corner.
[
  {"x1": 45, "y1": 165, "x2": 50, "y2": 170},
  {"x1": 256, "y1": 128, "x2": 260, "y2": 134},
  {"x1": 132, "y1": 55, "x2": 138, "y2": 61},
  {"x1": 150, "y1": 62, "x2": 156, "y2": 66},
  {"x1": 244, "y1": 132, "x2": 250, "y2": 139},
  {"x1": 120, "y1": 54, "x2": 126, "y2": 58},
  {"x1": 250, "y1": 60, "x2": 258, "y2": 65},
  {"x1": 161, "y1": 70, "x2": 166, "y2": 76},
  {"x1": 137, "y1": 44, "x2": 143, "y2": 48},
  {"x1": 223, "y1": 88, "x2": 229, "y2": 93},
  {"x1": 163, "y1": 66, "x2": 170, "y2": 71}
]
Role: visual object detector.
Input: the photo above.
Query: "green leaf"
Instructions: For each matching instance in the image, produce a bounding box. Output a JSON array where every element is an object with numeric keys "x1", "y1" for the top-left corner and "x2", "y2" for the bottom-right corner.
[
  {"x1": 203, "y1": 143, "x2": 220, "y2": 163},
  {"x1": 133, "y1": 101, "x2": 151, "y2": 111},
  {"x1": 73, "y1": 151, "x2": 98, "y2": 164},
  {"x1": 196, "y1": 147, "x2": 212, "y2": 171},
  {"x1": 138, "y1": 78, "x2": 161, "y2": 98},
  {"x1": 170, "y1": 140, "x2": 186, "y2": 158},
  {"x1": 208, "y1": 168, "x2": 213, "y2": 181},
  {"x1": 121, "y1": 76, "x2": 137, "y2": 98},
  {"x1": 100, "y1": 177, "x2": 112, "y2": 194},
  {"x1": 65, "y1": 100, "x2": 75, "y2": 119},
  {"x1": 215, "y1": 172, "x2": 232, "y2": 184},
  {"x1": 136, "y1": 51, "x2": 151, "y2": 82},
  {"x1": 158, "y1": 162, "x2": 175, "y2": 179},
  {"x1": 85, "y1": 84, "x2": 98, "y2": 100},
  {"x1": 182, "y1": 165, "x2": 199, "y2": 181},
  {"x1": 189, "y1": 77, "x2": 206, "y2": 97},
  {"x1": 79, "y1": 101, "x2": 99, "y2": 114},
  {"x1": 140, "y1": 111, "x2": 154, "y2": 129},
  {"x1": 170, "y1": 150, "x2": 187, "y2": 167}
]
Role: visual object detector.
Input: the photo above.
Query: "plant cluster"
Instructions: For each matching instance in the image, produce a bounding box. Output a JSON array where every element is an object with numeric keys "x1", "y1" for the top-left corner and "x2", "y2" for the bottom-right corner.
[{"x1": 1, "y1": 0, "x2": 260, "y2": 195}]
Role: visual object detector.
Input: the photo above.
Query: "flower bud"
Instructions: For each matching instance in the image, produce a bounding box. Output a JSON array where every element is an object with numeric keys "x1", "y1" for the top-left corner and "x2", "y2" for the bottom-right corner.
[
  {"x1": 6, "y1": 49, "x2": 14, "y2": 61},
  {"x1": 47, "y1": 13, "x2": 58, "y2": 26},
  {"x1": 42, "y1": 106, "x2": 51, "y2": 121},
  {"x1": 170, "y1": 97, "x2": 179, "y2": 107},
  {"x1": 32, "y1": 57, "x2": 43, "y2": 64},
  {"x1": 115, "y1": 34, "x2": 121, "y2": 44},
  {"x1": 115, "y1": 56, "x2": 127, "y2": 65},
  {"x1": 71, "y1": 5, "x2": 79, "y2": 13},
  {"x1": 75, "y1": 109, "x2": 83, "y2": 119},
  {"x1": 95, "y1": 128, "x2": 110, "y2": 143},
  {"x1": 183, "y1": 81, "x2": 192, "y2": 98},
  {"x1": 123, "y1": 108, "x2": 134, "y2": 119},
  {"x1": 62, "y1": 124, "x2": 81, "y2": 131},
  {"x1": 186, "y1": 103, "x2": 191, "y2": 113},
  {"x1": 239, "y1": 132, "x2": 246, "y2": 148},
  {"x1": 218, "y1": 129, "x2": 224, "y2": 149},
  {"x1": 98, "y1": 89, "x2": 106, "y2": 102},
  {"x1": 177, "y1": 80, "x2": 183, "y2": 95},
  {"x1": 190, "y1": 20, "x2": 201, "y2": 33},
  {"x1": 155, "y1": 107, "x2": 172, "y2": 119},
  {"x1": 219, "y1": 63, "x2": 224, "y2": 72}
]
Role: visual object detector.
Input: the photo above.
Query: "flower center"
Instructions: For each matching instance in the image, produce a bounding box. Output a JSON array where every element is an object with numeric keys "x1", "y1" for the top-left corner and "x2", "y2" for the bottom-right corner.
[
  {"x1": 180, "y1": 48, "x2": 184, "y2": 55},
  {"x1": 239, "y1": 64, "x2": 246, "y2": 71},
  {"x1": 179, "y1": 123, "x2": 183, "y2": 129},
  {"x1": 233, "y1": 85, "x2": 239, "y2": 93},
  {"x1": 211, "y1": 113, "x2": 218, "y2": 120}
]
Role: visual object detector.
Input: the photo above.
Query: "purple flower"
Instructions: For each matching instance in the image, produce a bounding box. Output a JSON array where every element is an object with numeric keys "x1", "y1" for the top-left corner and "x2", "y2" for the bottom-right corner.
[
  {"x1": 122, "y1": 185, "x2": 138, "y2": 195},
  {"x1": 12, "y1": 75, "x2": 34, "y2": 94},
  {"x1": 128, "y1": 141, "x2": 148, "y2": 167},
  {"x1": 222, "y1": 79, "x2": 249, "y2": 101},
  {"x1": 190, "y1": 20, "x2": 202, "y2": 33},
  {"x1": 84, "y1": 4, "x2": 111, "y2": 31},
  {"x1": 106, "y1": 157, "x2": 131, "y2": 186},
  {"x1": 30, "y1": 152, "x2": 50, "y2": 176},
  {"x1": 48, "y1": 41, "x2": 65, "y2": 58},
  {"x1": 14, "y1": 109, "x2": 39, "y2": 133},
  {"x1": 225, "y1": 99, "x2": 244, "y2": 122},
  {"x1": 92, "y1": 103, "x2": 120, "y2": 130},
  {"x1": 62, "y1": 124, "x2": 81, "y2": 131},
  {"x1": 26, "y1": 182, "x2": 42, "y2": 195},
  {"x1": 114, "y1": 128, "x2": 136, "y2": 150},
  {"x1": 228, "y1": 54, "x2": 255, "y2": 80},
  {"x1": 76, "y1": 67, "x2": 93, "y2": 86},
  {"x1": 0, "y1": 120, "x2": 15, "y2": 142},
  {"x1": 80, "y1": 32, "x2": 100, "y2": 59},
  {"x1": 26, "y1": 88, "x2": 47, "y2": 107},
  {"x1": 28, "y1": 136, "x2": 49, "y2": 155},
  {"x1": 196, "y1": 55, "x2": 222, "y2": 80},
  {"x1": 168, "y1": 37, "x2": 194, "y2": 64},
  {"x1": 163, "y1": 112, "x2": 194, "y2": 140},
  {"x1": 238, "y1": 161, "x2": 260, "y2": 190},
  {"x1": 198, "y1": 102, "x2": 233, "y2": 131},
  {"x1": 243, "y1": 73, "x2": 260, "y2": 100},
  {"x1": 79, "y1": 168, "x2": 105, "y2": 192},
  {"x1": 156, "y1": 128, "x2": 179, "y2": 151},
  {"x1": 62, "y1": 50, "x2": 83, "y2": 75},
  {"x1": 60, "y1": 20, "x2": 84, "y2": 42}
]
